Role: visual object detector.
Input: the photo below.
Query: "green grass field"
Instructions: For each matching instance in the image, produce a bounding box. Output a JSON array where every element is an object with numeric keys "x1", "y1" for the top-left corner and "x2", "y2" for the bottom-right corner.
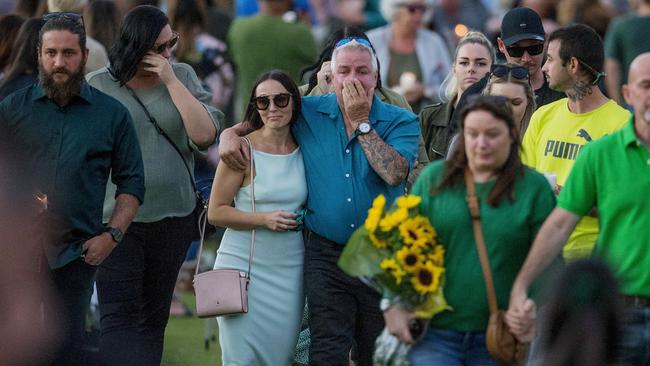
[{"x1": 162, "y1": 294, "x2": 221, "y2": 366}]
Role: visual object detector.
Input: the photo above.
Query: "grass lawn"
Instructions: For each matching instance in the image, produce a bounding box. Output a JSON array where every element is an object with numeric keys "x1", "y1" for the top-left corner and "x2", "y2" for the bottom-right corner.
[{"x1": 162, "y1": 293, "x2": 221, "y2": 366}]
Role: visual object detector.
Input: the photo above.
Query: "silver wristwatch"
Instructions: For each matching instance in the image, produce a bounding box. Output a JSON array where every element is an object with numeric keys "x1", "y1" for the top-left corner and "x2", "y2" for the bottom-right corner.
[{"x1": 356, "y1": 120, "x2": 372, "y2": 135}]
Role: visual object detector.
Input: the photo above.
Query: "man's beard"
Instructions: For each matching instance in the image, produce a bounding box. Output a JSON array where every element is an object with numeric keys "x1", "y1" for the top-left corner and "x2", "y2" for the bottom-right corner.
[{"x1": 38, "y1": 61, "x2": 86, "y2": 102}]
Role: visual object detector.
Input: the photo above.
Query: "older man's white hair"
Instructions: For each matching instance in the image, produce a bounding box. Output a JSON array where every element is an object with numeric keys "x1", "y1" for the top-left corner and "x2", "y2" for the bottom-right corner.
[
  {"x1": 379, "y1": 0, "x2": 434, "y2": 22},
  {"x1": 330, "y1": 39, "x2": 379, "y2": 74}
]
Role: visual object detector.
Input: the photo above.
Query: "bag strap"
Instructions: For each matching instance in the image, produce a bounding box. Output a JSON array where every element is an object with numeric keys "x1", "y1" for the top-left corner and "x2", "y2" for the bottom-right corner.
[
  {"x1": 464, "y1": 169, "x2": 499, "y2": 315},
  {"x1": 125, "y1": 85, "x2": 201, "y2": 199},
  {"x1": 194, "y1": 137, "x2": 256, "y2": 280}
]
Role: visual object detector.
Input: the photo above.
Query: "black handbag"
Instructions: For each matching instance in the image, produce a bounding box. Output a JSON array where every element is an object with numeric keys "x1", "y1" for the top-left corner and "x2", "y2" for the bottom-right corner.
[{"x1": 126, "y1": 86, "x2": 216, "y2": 240}]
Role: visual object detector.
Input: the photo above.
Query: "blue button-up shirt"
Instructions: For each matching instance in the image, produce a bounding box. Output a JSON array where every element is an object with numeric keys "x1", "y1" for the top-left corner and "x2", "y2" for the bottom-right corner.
[
  {"x1": 293, "y1": 93, "x2": 420, "y2": 244},
  {"x1": 0, "y1": 82, "x2": 145, "y2": 268}
]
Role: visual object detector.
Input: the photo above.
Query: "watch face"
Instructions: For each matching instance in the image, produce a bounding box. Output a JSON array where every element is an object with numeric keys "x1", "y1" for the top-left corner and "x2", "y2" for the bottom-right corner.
[
  {"x1": 108, "y1": 227, "x2": 123, "y2": 242},
  {"x1": 358, "y1": 122, "x2": 371, "y2": 134}
]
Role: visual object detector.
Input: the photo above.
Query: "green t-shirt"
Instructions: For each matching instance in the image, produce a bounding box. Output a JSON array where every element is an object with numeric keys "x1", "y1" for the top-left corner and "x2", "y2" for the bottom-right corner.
[
  {"x1": 558, "y1": 117, "x2": 650, "y2": 296},
  {"x1": 604, "y1": 15, "x2": 650, "y2": 86},
  {"x1": 410, "y1": 161, "x2": 555, "y2": 331},
  {"x1": 228, "y1": 15, "x2": 317, "y2": 119}
]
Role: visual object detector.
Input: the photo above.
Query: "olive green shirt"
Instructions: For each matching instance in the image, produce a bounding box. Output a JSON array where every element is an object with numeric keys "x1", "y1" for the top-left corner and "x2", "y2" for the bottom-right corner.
[{"x1": 419, "y1": 101, "x2": 454, "y2": 161}]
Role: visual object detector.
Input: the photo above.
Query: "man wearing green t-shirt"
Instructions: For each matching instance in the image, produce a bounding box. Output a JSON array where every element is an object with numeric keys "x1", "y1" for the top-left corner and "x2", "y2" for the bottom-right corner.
[
  {"x1": 604, "y1": 0, "x2": 650, "y2": 106},
  {"x1": 228, "y1": 0, "x2": 318, "y2": 119},
  {"x1": 509, "y1": 52, "x2": 650, "y2": 365}
]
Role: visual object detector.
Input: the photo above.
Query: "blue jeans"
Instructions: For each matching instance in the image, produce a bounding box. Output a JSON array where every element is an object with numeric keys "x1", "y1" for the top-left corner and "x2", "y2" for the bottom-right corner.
[
  {"x1": 617, "y1": 305, "x2": 650, "y2": 365},
  {"x1": 304, "y1": 231, "x2": 384, "y2": 366},
  {"x1": 97, "y1": 214, "x2": 194, "y2": 366},
  {"x1": 409, "y1": 328, "x2": 506, "y2": 366}
]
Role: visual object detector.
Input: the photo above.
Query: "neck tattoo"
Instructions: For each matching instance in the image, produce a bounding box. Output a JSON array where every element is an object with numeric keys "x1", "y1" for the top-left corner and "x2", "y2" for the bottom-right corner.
[{"x1": 566, "y1": 79, "x2": 592, "y2": 102}]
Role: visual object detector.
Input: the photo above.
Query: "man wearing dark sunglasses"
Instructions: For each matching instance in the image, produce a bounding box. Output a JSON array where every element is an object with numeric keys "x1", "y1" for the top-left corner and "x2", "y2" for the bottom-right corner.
[
  {"x1": 0, "y1": 15, "x2": 144, "y2": 365},
  {"x1": 496, "y1": 7, "x2": 564, "y2": 108}
]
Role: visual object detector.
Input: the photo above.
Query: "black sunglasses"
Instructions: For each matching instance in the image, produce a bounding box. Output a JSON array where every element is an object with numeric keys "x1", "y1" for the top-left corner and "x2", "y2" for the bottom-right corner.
[
  {"x1": 152, "y1": 32, "x2": 179, "y2": 54},
  {"x1": 491, "y1": 64, "x2": 529, "y2": 79},
  {"x1": 253, "y1": 93, "x2": 292, "y2": 110},
  {"x1": 398, "y1": 3, "x2": 427, "y2": 13},
  {"x1": 505, "y1": 43, "x2": 544, "y2": 58},
  {"x1": 43, "y1": 12, "x2": 85, "y2": 27}
]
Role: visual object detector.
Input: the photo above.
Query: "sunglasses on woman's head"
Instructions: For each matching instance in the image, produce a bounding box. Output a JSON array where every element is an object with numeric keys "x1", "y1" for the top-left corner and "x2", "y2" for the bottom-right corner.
[
  {"x1": 491, "y1": 64, "x2": 529, "y2": 79},
  {"x1": 152, "y1": 32, "x2": 179, "y2": 54},
  {"x1": 505, "y1": 43, "x2": 544, "y2": 58},
  {"x1": 398, "y1": 3, "x2": 427, "y2": 13},
  {"x1": 253, "y1": 93, "x2": 292, "y2": 110},
  {"x1": 335, "y1": 37, "x2": 373, "y2": 49}
]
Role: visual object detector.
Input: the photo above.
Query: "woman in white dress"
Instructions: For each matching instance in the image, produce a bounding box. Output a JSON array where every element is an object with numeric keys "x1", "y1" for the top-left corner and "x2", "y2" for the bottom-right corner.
[{"x1": 208, "y1": 70, "x2": 307, "y2": 365}]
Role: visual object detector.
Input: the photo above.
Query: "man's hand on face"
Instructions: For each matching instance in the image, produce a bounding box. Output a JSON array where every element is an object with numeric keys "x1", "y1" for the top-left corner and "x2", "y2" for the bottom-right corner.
[{"x1": 342, "y1": 79, "x2": 374, "y2": 126}]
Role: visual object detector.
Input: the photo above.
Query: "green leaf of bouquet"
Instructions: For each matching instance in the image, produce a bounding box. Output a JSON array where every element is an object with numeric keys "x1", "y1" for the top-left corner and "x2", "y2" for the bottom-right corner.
[
  {"x1": 414, "y1": 291, "x2": 452, "y2": 319},
  {"x1": 338, "y1": 228, "x2": 390, "y2": 277}
]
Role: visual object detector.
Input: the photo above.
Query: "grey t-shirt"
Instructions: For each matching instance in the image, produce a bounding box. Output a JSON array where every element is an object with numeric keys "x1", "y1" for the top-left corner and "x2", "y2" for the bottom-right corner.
[{"x1": 87, "y1": 63, "x2": 224, "y2": 223}]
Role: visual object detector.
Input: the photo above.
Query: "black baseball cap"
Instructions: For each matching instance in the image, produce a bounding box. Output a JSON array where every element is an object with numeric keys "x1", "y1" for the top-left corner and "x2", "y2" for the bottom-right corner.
[{"x1": 500, "y1": 7, "x2": 545, "y2": 46}]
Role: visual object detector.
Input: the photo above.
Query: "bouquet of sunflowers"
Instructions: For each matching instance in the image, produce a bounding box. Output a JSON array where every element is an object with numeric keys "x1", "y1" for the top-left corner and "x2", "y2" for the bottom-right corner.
[{"x1": 338, "y1": 194, "x2": 449, "y2": 366}]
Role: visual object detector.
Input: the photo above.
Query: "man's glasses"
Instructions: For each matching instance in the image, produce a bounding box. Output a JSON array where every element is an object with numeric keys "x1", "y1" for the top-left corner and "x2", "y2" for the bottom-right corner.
[
  {"x1": 43, "y1": 12, "x2": 85, "y2": 27},
  {"x1": 335, "y1": 37, "x2": 373, "y2": 49},
  {"x1": 152, "y1": 32, "x2": 179, "y2": 54},
  {"x1": 253, "y1": 93, "x2": 292, "y2": 110},
  {"x1": 398, "y1": 3, "x2": 427, "y2": 13},
  {"x1": 505, "y1": 43, "x2": 544, "y2": 58},
  {"x1": 491, "y1": 64, "x2": 529, "y2": 79}
]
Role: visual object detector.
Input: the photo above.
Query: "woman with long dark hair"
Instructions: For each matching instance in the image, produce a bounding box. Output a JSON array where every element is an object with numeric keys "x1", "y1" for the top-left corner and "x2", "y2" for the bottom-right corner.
[
  {"x1": 0, "y1": 18, "x2": 43, "y2": 101},
  {"x1": 384, "y1": 95, "x2": 555, "y2": 365},
  {"x1": 208, "y1": 70, "x2": 306, "y2": 366},
  {"x1": 86, "y1": 5, "x2": 223, "y2": 365}
]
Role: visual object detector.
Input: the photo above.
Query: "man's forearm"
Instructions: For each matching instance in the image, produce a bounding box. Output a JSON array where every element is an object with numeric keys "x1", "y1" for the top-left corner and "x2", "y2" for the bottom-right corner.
[
  {"x1": 514, "y1": 208, "x2": 579, "y2": 291},
  {"x1": 106, "y1": 193, "x2": 140, "y2": 232},
  {"x1": 358, "y1": 131, "x2": 409, "y2": 186},
  {"x1": 223, "y1": 121, "x2": 254, "y2": 138}
]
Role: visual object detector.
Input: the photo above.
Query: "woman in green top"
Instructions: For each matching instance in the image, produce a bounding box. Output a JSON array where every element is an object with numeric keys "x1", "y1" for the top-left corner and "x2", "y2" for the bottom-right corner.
[
  {"x1": 419, "y1": 31, "x2": 494, "y2": 161},
  {"x1": 384, "y1": 95, "x2": 555, "y2": 365}
]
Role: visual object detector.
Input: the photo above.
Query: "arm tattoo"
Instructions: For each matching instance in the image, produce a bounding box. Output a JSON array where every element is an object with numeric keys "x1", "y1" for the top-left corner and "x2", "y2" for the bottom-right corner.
[{"x1": 358, "y1": 130, "x2": 409, "y2": 186}]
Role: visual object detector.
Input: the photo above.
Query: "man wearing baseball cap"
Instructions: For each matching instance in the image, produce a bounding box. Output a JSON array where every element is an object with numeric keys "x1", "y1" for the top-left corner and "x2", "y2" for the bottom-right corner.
[{"x1": 496, "y1": 7, "x2": 564, "y2": 107}]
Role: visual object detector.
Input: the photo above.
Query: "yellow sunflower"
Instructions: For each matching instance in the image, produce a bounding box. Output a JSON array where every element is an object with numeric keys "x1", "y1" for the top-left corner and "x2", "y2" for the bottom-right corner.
[
  {"x1": 379, "y1": 207, "x2": 409, "y2": 232},
  {"x1": 364, "y1": 208, "x2": 382, "y2": 233},
  {"x1": 380, "y1": 258, "x2": 406, "y2": 284},
  {"x1": 428, "y1": 245, "x2": 445, "y2": 266},
  {"x1": 369, "y1": 232, "x2": 388, "y2": 249},
  {"x1": 398, "y1": 219, "x2": 429, "y2": 247},
  {"x1": 364, "y1": 194, "x2": 386, "y2": 232},
  {"x1": 412, "y1": 216, "x2": 436, "y2": 239},
  {"x1": 411, "y1": 261, "x2": 444, "y2": 295},
  {"x1": 396, "y1": 246, "x2": 424, "y2": 273},
  {"x1": 396, "y1": 195, "x2": 421, "y2": 210}
]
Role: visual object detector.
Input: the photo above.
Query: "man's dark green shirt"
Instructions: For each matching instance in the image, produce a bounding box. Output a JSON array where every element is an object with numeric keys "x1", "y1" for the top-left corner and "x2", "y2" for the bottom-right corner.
[{"x1": 0, "y1": 82, "x2": 145, "y2": 268}]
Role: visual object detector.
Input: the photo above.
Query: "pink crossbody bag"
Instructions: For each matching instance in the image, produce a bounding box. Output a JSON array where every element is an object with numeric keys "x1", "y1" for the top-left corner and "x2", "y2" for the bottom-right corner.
[{"x1": 193, "y1": 137, "x2": 256, "y2": 317}]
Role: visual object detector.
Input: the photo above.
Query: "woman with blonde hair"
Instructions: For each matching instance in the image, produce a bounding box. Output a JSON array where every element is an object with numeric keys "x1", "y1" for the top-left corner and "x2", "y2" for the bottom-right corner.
[
  {"x1": 483, "y1": 64, "x2": 536, "y2": 138},
  {"x1": 419, "y1": 30, "x2": 495, "y2": 161}
]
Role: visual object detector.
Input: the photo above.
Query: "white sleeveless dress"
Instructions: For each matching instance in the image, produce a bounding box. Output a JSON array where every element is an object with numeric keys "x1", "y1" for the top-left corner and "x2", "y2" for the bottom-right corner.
[{"x1": 215, "y1": 147, "x2": 307, "y2": 366}]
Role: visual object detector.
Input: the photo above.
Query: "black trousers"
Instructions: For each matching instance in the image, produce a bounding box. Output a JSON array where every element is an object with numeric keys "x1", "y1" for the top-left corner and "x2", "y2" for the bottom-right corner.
[
  {"x1": 96, "y1": 214, "x2": 194, "y2": 366},
  {"x1": 48, "y1": 258, "x2": 98, "y2": 365},
  {"x1": 304, "y1": 231, "x2": 384, "y2": 366}
]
